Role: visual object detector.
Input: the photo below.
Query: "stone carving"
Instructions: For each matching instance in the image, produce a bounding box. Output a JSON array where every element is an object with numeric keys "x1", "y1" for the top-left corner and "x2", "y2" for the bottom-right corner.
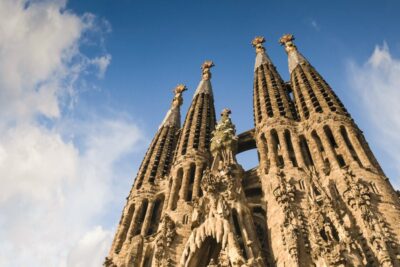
[
  {"x1": 251, "y1": 36, "x2": 265, "y2": 53},
  {"x1": 273, "y1": 171, "x2": 299, "y2": 263},
  {"x1": 105, "y1": 36, "x2": 400, "y2": 267},
  {"x1": 210, "y1": 108, "x2": 238, "y2": 166},
  {"x1": 201, "y1": 60, "x2": 214, "y2": 81},
  {"x1": 172, "y1": 84, "x2": 187, "y2": 108},
  {"x1": 304, "y1": 168, "x2": 364, "y2": 266},
  {"x1": 342, "y1": 168, "x2": 394, "y2": 266},
  {"x1": 279, "y1": 33, "x2": 307, "y2": 73},
  {"x1": 279, "y1": 34, "x2": 296, "y2": 53},
  {"x1": 154, "y1": 214, "x2": 176, "y2": 267},
  {"x1": 180, "y1": 110, "x2": 265, "y2": 267}
]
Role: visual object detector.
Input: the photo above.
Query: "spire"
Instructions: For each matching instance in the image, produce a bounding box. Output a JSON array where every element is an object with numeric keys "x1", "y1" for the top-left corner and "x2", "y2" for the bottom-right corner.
[
  {"x1": 279, "y1": 34, "x2": 307, "y2": 74},
  {"x1": 279, "y1": 34, "x2": 349, "y2": 119},
  {"x1": 134, "y1": 85, "x2": 187, "y2": 189},
  {"x1": 252, "y1": 36, "x2": 297, "y2": 124},
  {"x1": 160, "y1": 84, "x2": 187, "y2": 129},
  {"x1": 193, "y1": 60, "x2": 214, "y2": 97},
  {"x1": 175, "y1": 61, "x2": 216, "y2": 158},
  {"x1": 252, "y1": 36, "x2": 273, "y2": 70}
]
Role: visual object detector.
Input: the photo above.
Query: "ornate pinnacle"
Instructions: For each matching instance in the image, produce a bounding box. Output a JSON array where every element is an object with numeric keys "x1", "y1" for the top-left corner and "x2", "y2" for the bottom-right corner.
[
  {"x1": 279, "y1": 33, "x2": 297, "y2": 53},
  {"x1": 171, "y1": 84, "x2": 187, "y2": 108},
  {"x1": 201, "y1": 60, "x2": 214, "y2": 81},
  {"x1": 220, "y1": 108, "x2": 231, "y2": 117},
  {"x1": 252, "y1": 36, "x2": 266, "y2": 53}
]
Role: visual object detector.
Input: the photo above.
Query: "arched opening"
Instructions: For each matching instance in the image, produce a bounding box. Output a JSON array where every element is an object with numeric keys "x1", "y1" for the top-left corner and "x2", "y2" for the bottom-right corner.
[
  {"x1": 311, "y1": 130, "x2": 330, "y2": 168},
  {"x1": 134, "y1": 199, "x2": 148, "y2": 236},
  {"x1": 146, "y1": 196, "x2": 164, "y2": 236},
  {"x1": 340, "y1": 126, "x2": 362, "y2": 167},
  {"x1": 236, "y1": 148, "x2": 259, "y2": 171},
  {"x1": 186, "y1": 237, "x2": 222, "y2": 267},
  {"x1": 323, "y1": 126, "x2": 338, "y2": 148},
  {"x1": 115, "y1": 203, "x2": 135, "y2": 253}
]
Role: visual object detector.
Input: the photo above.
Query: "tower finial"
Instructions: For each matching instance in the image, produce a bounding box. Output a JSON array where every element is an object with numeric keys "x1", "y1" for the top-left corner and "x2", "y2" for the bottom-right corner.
[
  {"x1": 279, "y1": 33, "x2": 307, "y2": 73},
  {"x1": 201, "y1": 60, "x2": 214, "y2": 81},
  {"x1": 279, "y1": 33, "x2": 297, "y2": 53},
  {"x1": 252, "y1": 36, "x2": 266, "y2": 53},
  {"x1": 171, "y1": 84, "x2": 187, "y2": 108},
  {"x1": 159, "y1": 84, "x2": 187, "y2": 129},
  {"x1": 252, "y1": 36, "x2": 273, "y2": 70}
]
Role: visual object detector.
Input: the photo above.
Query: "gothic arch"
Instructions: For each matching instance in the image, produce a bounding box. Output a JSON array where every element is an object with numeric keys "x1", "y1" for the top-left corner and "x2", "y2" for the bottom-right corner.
[{"x1": 180, "y1": 217, "x2": 245, "y2": 267}]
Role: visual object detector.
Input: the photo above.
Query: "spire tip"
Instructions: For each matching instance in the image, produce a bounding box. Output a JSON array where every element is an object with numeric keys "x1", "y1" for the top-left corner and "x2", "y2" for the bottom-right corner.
[
  {"x1": 171, "y1": 84, "x2": 187, "y2": 108},
  {"x1": 201, "y1": 60, "x2": 214, "y2": 81},
  {"x1": 252, "y1": 36, "x2": 266, "y2": 53},
  {"x1": 279, "y1": 34, "x2": 297, "y2": 53}
]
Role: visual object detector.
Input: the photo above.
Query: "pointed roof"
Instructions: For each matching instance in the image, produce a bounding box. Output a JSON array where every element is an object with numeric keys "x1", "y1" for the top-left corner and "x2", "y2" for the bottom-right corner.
[
  {"x1": 251, "y1": 36, "x2": 297, "y2": 121},
  {"x1": 193, "y1": 60, "x2": 214, "y2": 97},
  {"x1": 174, "y1": 61, "x2": 217, "y2": 158},
  {"x1": 279, "y1": 34, "x2": 307, "y2": 74},
  {"x1": 159, "y1": 84, "x2": 187, "y2": 129},
  {"x1": 252, "y1": 36, "x2": 273, "y2": 70}
]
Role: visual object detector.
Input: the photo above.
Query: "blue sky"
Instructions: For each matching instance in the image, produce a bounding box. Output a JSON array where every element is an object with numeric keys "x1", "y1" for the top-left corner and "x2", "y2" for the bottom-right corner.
[
  {"x1": 1, "y1": 0, "x2": 400, "y2": 266},
  {"x1": 69, "y1": 0, "x2": 400, "y2": 182}
]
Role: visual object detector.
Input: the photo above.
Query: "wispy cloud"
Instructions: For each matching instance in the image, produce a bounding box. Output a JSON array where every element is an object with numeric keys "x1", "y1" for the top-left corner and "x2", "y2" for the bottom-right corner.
[
  {"x1": 306, "y1": 18, "x2": 320, "y2": 31},
  {"x1": 347, "y1": 42, "x2": 400, "y2": 187},
  {"x1": 0, "y1": 1, "x2": 143, "y2": 266}
]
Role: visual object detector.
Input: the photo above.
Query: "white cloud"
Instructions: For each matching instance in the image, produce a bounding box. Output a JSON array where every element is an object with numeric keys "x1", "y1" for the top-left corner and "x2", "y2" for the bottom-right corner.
[
  {"x1": 0, "y1": 1, "x2": 144, "y2": 267},
  {"x1": 348, "y1": 42, "x2": 400, "y2": 187},
  {"x1": 91, "y1": 55, "x2": 112, "y2": 78},
  {"x1": 67, "y1": 226, "x2": 113, "y2": 267}
]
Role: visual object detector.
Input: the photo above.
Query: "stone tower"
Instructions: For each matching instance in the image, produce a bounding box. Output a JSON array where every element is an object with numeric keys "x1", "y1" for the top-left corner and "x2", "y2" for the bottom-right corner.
[{"x1": 105, "y1": 35, "x2": 400, "y2": 267}]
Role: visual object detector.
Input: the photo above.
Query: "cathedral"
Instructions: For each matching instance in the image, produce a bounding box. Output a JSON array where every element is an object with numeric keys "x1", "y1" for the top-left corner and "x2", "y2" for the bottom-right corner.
[{"x1": 104, "y1": 34, "x2": 400, "y2": 267}]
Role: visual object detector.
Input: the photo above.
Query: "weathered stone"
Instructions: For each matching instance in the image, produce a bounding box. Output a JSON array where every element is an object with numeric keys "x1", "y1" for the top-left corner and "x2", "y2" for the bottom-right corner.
[{"x1": 105, "y1": 36, "x2": 400, "y2": 267}]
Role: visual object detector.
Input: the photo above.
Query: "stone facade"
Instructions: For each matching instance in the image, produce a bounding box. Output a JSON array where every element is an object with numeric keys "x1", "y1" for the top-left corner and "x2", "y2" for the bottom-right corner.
[{"x1": 105, "y1": 35, "x2": 400, "y2": 267}]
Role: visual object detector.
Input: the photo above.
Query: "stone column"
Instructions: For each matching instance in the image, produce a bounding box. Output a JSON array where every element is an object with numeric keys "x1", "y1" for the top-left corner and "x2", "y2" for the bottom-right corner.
[
  {"x1": 331, "y1": 126, "x2": 354, "y2": 167},
  {"x1": 179, "y1": 167, "x2": 190, "y2": 201},
  {"x1": 141, "y1": 200, "x2": 155, "y2": 236},
  {"x1": 346, "y1": 127, "x2": 374, "y2": 169},
  {"x1": 127, "y1": 200, "x2": 143, "y2": 240},
  {"x1": 242, "y1": 210, "x2": 262, "y2": 260},
  {"x1": 278, "y1": 130, "x2": 293, "y2": 168},
  {"x1": 291, "y1": 134, "x2": 306, "y2": 168},
  {"x1": 265, "y1": 131, "x2": 278, "y2": 169},
  {"x1": 192, "y1": 163, "x2": 203, "y2": 199},
  {"x1": 167, "y1": 175, "x2": 179, "y2": 210},
  {"x1": 257, "y1": 138, "x2": 266, "y2": 164},
  {"x1": 317, "y1": 128, "x2": 340, "y2": 169},
  {"x1": 305, "y1": 133, "x2": 325, "y2": 171}
]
